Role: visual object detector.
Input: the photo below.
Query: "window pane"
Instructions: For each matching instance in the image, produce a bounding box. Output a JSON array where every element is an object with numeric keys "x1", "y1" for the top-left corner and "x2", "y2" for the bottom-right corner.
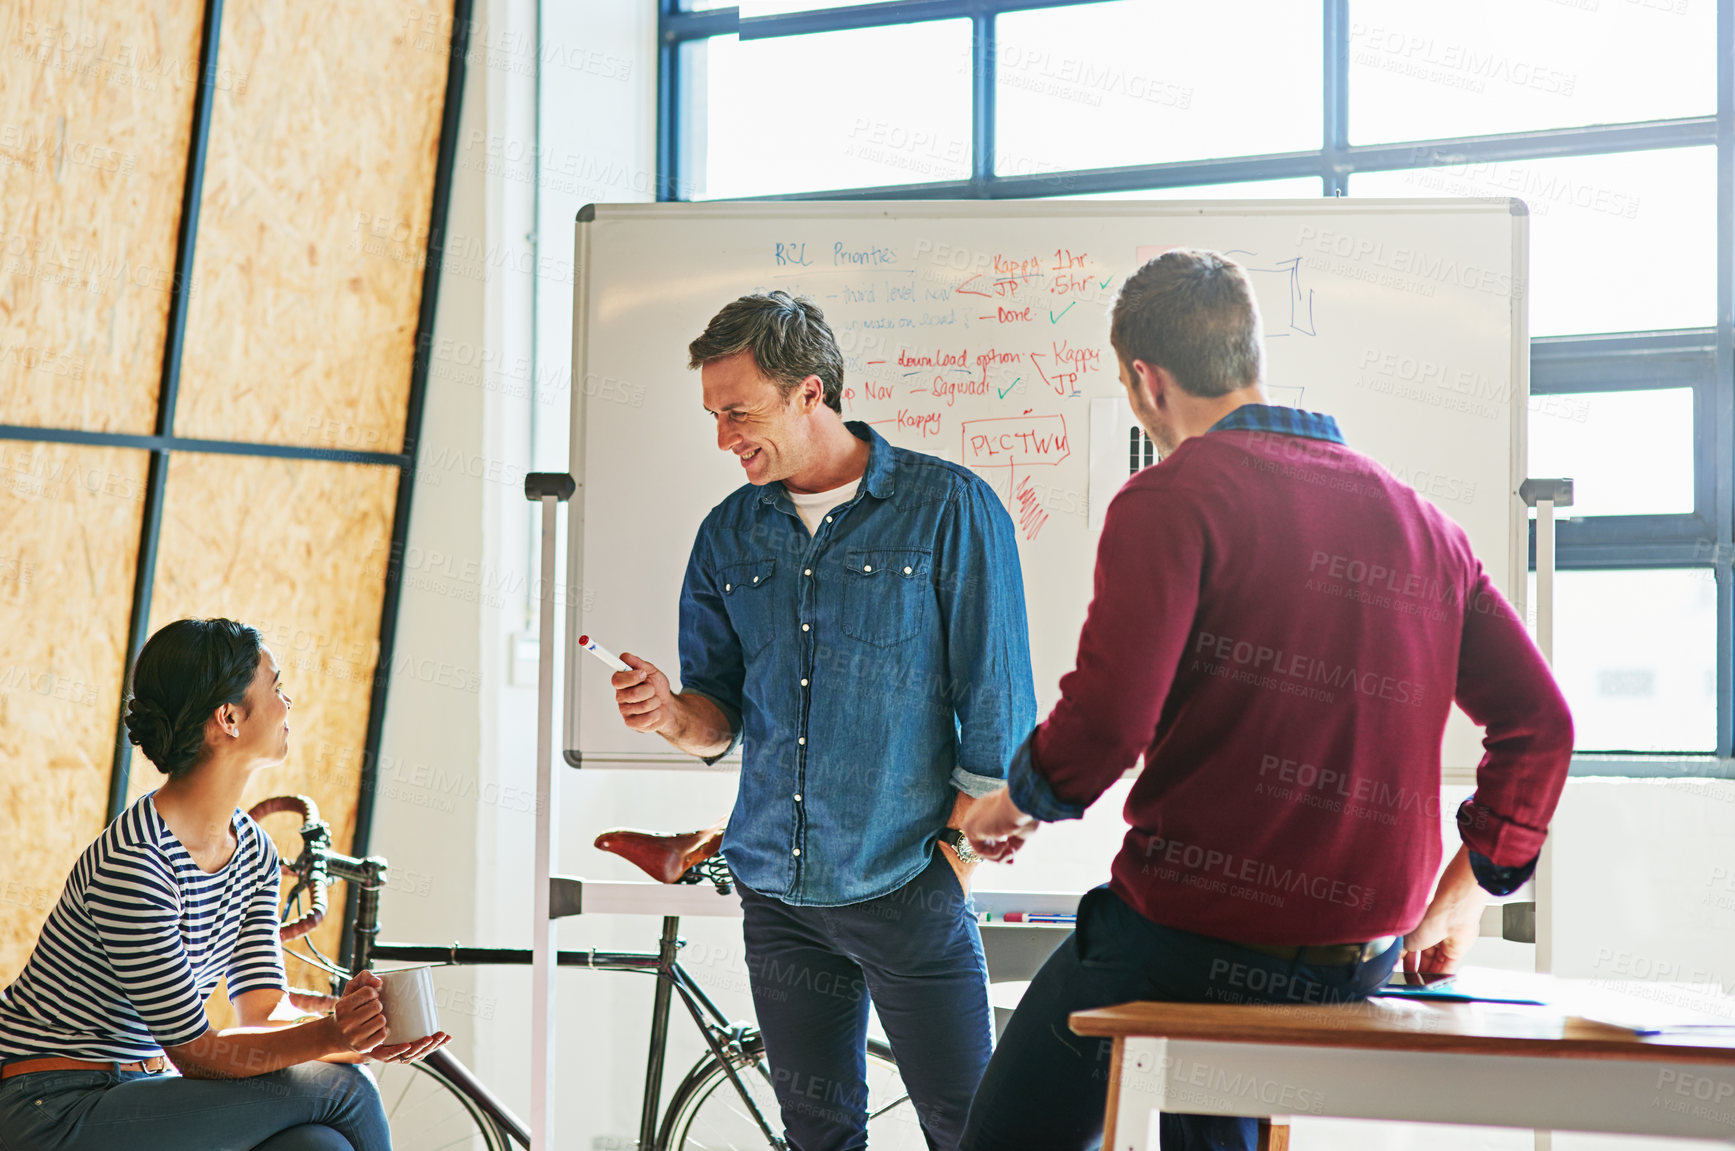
[
  {"x1": 1530, "y1": 569, "x2": 1717, "y2": 753},
  {"x1": 994, "y1": 1, "x2": 1320, "y2": 177},
  {"x1": 1045, "y1": 176, "x2": 1325, "y2": 200},
  {"x1": 740, "y1": 0, "x2": 903, "y2": 13},
  {"x1": 1529, "y1": 388, "x2": 1694, "y2": 518},
  {"x1": 1351, "y1": 148, "x2": 1717, "y2": 336},
  {"x1": 1349, "y1": 0, "x2": 1716, "y2": 143},
  {"x1": 688, "y1": 24, "x2": 973, "y2": 198}
]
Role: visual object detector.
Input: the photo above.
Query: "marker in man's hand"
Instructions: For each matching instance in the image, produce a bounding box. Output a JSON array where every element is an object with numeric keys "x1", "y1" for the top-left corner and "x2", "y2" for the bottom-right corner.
[{"x1": 578, "y1": 634, "x2": 631, "y2": 673}]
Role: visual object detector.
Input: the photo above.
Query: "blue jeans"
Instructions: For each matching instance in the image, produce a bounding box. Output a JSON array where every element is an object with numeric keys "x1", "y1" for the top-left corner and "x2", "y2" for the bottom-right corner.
[
  {"x1": 0, "y1": 1061, "x2": 390, "y2": 1151},
  {"x1": 738, "y1": 851, "x2": 993, "y2": 1151},
  {"x1": 961, "y1": 886, "x2": 1401, "y2": 1151}
]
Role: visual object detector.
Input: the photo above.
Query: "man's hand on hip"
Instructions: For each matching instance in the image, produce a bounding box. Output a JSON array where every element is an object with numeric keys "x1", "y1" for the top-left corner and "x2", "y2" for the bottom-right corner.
[
  {"x1": 939, "y1": 792, "x2": 980, "y2": 893},
  {"x1": 963, "y1": 787, "x2": 1038, "y2": 863},
  {"x1": 938, "y1": 840, "x2": 978, "y2": 893}
]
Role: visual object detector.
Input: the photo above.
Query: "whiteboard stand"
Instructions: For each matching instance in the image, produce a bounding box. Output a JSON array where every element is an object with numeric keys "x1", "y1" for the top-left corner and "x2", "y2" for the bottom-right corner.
[
  {"x1": 524, "y1": 471, "x2": 575, "y2": 1151},
  {"x1": 1519, "y1": 476, "x2": 1573, "y2": 1151},
  {"x1": 1517, "y1": 476, "x2": 1573, "y2": 974}
]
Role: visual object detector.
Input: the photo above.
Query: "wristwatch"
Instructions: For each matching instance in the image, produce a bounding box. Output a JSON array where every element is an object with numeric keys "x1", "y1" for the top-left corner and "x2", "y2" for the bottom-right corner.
[{"x1": 938, "y1": 827, "x2": 983, "y2": 865}]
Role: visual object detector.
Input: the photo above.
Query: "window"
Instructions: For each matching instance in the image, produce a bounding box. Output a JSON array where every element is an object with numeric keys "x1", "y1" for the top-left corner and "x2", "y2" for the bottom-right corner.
[
  {"x1": 1347, "y1": 0, "x2": 1717, "y2": 143},
  {"x1": 1530, "y1": 569, "x2": 1718, "y2": 753},
  {"x1": 994, "y1": 2, "x2": 1321, "y2": 175},
  {"x1": 1528, "y1": 388, "x2": 1694, "y2": 519},
  {"x1": 687, "y1": 23, "x2": 973, "y2": 198},
  {"x1": 658, "y1": 1, "x2": 1735, "y2": 761},
  {"x1": 1052, "y1": 176, "x2": 1325, "y2": 201},
  {"x1": 1352, "y1": 148, "x2": 1717, "y2": 337}
]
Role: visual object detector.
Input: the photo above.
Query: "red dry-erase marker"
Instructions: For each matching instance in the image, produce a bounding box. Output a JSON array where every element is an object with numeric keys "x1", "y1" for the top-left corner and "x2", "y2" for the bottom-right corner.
[{"x1": 578, "y1": 634, "x2": 630, "y2": 672}]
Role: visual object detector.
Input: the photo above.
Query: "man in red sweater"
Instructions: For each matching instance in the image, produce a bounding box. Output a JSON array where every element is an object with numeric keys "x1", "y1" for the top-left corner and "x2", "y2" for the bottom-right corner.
[{"x1": 960, "y1": 249, "x2": 1573, "y2": 1151}]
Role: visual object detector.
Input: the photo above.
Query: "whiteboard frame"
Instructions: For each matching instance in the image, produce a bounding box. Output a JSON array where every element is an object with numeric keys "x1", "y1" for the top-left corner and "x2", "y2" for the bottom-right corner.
[{"x1": 563, "y1": 198, "x2": 1530, "y2": 773}]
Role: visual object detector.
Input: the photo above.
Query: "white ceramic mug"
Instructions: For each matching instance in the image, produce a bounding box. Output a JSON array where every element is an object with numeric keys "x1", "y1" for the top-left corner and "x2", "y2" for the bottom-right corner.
[{"x1": 375, "y1": 966, "x2": 440, "y2": 1046}]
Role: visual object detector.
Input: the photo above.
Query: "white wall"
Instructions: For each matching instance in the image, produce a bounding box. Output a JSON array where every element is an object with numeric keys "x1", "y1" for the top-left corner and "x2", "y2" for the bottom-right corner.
[
  {"x1": 370, "y1": 4, "x2": 1735, "y2": 1148},
  {"x1": 370, "y1": 0, "x2": 545, "y2": 1103},
  {"x1": 372, "y1": 1, "x2": 685, "y2": 1146}
]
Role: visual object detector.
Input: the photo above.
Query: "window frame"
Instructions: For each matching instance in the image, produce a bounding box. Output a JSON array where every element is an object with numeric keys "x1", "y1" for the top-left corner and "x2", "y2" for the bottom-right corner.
[{"x1": 659, "y1": 0, "x2": 1735, "y2": 767}]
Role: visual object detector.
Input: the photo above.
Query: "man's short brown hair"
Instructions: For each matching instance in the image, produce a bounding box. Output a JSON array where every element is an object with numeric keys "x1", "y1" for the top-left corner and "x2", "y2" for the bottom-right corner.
[
  {"x1": 1109, "y1": 249, "x2": 1264, "y2": 398},
  {"x1": 688, "y1": 291, "x2": 845, "y2": 414}
]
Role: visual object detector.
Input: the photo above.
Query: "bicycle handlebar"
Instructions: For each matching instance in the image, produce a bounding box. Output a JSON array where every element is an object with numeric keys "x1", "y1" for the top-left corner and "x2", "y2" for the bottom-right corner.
[{"x1": 248, "y1": 794, "x2": 331, "y2": 942}]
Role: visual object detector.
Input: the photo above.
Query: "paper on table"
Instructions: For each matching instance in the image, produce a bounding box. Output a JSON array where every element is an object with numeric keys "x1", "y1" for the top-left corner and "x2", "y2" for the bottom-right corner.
[
  {"x1": 1373, "y1": 968, "x2": 1735, "y2": 1032},
  {"x1": 1551, "y1": 979, "x2": 1735, "y2": 1035},
  {"x1": 1373, "y1": 967, "x2": 1545, "y2": 1006}
]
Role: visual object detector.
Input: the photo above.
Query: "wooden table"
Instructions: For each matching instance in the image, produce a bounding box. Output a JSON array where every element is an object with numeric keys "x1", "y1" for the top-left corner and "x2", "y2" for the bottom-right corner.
[{"x1": 1071, "y1": 994, "x2": 1735, "y2": 1149}]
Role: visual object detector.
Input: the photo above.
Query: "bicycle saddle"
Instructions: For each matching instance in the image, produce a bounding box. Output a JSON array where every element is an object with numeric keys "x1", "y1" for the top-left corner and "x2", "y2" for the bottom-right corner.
[{"x1": 594, "y1": 819, "x2": 726, "y2": 884}]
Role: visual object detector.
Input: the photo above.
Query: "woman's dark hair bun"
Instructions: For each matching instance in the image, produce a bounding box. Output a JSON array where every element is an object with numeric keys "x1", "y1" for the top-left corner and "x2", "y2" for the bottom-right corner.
[
  {"x1": 122, "y1": 697, "x2": 178, "y2": 766},
  {"x1": 124, "y1": 618, "x2": 264, "y2": 780}
]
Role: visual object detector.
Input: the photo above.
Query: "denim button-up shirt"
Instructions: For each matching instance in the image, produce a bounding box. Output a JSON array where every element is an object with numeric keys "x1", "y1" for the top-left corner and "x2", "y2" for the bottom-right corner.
[{"x1": 679, "y1": 422, "x2": 1037, "y2": 906}]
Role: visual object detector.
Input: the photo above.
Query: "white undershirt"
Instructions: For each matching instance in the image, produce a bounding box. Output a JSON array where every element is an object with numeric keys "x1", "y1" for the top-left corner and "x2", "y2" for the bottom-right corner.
[{"x1": 786, "y1": 479, "x2": 861, "y2": 535}]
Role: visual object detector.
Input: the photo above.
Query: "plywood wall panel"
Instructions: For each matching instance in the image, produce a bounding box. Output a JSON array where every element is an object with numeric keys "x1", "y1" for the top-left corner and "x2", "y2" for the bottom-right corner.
[
  {"x1": 0, "y1": 443, "x2": 148, "y2": 982},
  {"x1": 0, "y1": 4, "x2": 202, "y2": 433},
  {"x1": 173, "y1": 0, "x2": 453, "y2": 451},
  {"x1": 140, "y1": 452, "x2": 398, "y2": 985}
]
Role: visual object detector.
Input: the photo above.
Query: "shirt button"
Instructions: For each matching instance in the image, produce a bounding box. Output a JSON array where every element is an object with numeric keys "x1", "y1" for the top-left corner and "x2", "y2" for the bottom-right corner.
[
  {"x1": 724, "y1": 583, "x2": 731, "y2": 591},
  {"x1": 904, "y1": 566, "x2": 912, "y2": 574},
  {"x1": 800, "y1": 678, "x2": 809, "y2": 687},
  {"x1": 798, "y1": 737, "x2": 806, "y2": 745},
  {"x1": 793, "y1": 848, "x2": 801, "y2": 857},
  {"x1": 753, "y1": 575, "x2": 760, "y2": 583},
  {"x1": 801, "y1": 623, "x2": 810, "y2": 632},
  {"x1": 863, "y1": 564, "x2": 873, "y2": 572},
  {"x1": 804, "y1": 568, "x2": 812, "y2": 576},
  {"x1": 793, "y1": 793, "x2": 802, "y2": 802},
  {"x1": 825, "y1": 516, "x2": 833, "y2": 523}
]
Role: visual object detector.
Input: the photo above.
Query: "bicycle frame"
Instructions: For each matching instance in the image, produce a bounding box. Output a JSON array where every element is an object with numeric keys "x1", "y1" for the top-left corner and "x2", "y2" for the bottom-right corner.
[
  {"x1": 290, "y1": 820, "x2": 782, "y2": 1150},
  {"x1": 372, "y1": 921, "x2": 782, "y2": 1151}
]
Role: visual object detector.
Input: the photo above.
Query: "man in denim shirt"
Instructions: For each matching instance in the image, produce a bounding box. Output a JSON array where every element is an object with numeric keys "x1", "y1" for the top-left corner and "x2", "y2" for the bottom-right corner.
[{"x1": 611, "y1": 291, "x2": 1036, "y2": 1151}]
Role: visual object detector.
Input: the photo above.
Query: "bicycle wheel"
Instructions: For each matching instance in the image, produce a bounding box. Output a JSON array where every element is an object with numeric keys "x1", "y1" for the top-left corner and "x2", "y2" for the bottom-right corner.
[
  {"x1": 373, "y1": 1056, "x2": 513, "y2": 1151},
  {"x1": 657, "y1": 1034, "x2": 925, "y2": 1150}
]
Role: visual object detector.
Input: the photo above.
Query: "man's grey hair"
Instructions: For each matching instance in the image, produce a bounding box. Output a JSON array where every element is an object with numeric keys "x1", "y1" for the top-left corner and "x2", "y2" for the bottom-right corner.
[
  {"x1": 688, "y1": 291, "x2": 845, "y2": 414},
  {"x1": 1109, "y1": 249, "x2": 1264, "y2": 399}
]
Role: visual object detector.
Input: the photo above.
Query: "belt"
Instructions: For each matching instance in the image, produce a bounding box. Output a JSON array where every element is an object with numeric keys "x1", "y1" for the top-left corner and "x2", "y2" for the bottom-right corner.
[
  {"x1": 1231, "y1": 935, "x2": 1399, "y2": 966},
  {"x1": 1, "y1": 1056, "x2": 169, "y2": 1079}
]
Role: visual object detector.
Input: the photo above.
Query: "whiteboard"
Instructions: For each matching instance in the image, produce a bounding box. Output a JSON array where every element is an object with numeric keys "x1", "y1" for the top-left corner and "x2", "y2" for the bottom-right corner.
[{"x1": 565, "y1": 199, "x2": 1528, "y2": 771}]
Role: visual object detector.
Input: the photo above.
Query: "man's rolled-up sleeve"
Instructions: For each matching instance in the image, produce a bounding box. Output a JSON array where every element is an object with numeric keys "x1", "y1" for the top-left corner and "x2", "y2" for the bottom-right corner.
[
  {"x1": 1007, "y1": 729, "x2": 1084, "y2": 821},
  {"x1": 1465, "y1": 847, "x2": 1536, "y2": 897},
  {"x1": 677, "y1": 526, "x2": 744, "y2": 763},
  {"x1": 1453, "y1": 566, "x2": 1574, "y2": 878},
  {"x1": 935, "y1": 477, "x2": 1038, "y2": 797}
]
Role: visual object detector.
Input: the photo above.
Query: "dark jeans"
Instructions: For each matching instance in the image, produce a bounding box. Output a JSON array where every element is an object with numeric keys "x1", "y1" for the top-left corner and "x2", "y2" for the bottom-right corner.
[
  {"x1": 0, "y1": 1061, "x2": 390, "y2": 1151},
  {"x1": 738, "y1": 851, "x2": 993, "y2": 1151},
  {"x1": 961, "y1": 886, "x2": 1400, "y2": 1151}
]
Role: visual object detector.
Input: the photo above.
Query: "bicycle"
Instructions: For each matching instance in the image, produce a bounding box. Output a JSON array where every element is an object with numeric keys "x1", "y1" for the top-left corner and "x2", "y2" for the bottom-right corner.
[{"x1": 250, "y1": 794, "x2": 919, "y2": 1150}]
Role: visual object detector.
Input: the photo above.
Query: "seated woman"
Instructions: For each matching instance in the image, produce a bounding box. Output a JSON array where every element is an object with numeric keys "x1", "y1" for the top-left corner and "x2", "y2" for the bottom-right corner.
[{"x1": 0, "y1": 618, "x2": 449, "y2": 1151}]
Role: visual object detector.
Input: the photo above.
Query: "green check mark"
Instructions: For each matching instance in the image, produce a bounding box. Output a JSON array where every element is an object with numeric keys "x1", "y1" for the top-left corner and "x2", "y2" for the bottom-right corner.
[
  {"x1": 1049, "y1": 302, "x2": 1075, "y2": 323},
  {"x1": 998, "y1": 377, "x2": 1021, "y2": 399},
  {"x1": 1099, "y1": 277, "x2": 1113, "y2": 289}
]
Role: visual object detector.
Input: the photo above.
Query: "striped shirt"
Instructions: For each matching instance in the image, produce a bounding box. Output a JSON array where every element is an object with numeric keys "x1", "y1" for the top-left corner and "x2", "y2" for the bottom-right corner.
[{"x1": 0, "y1": 794, "x2": 285, "y2": 1060}]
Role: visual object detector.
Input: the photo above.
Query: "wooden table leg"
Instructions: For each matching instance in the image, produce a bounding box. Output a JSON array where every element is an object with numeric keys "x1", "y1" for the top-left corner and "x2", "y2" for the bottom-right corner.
[
  {"x1": 1257, "y1": 1117, "x2": 1292, "y2": 1150},
  {"x1": 1103, "y1": 1038, "x2": 1124, "y2": 1150}
]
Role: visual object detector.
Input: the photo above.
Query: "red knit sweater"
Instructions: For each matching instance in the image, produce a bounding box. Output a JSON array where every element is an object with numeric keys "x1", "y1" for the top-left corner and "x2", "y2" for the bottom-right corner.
[{"x1": 1025, "y1": 424, "x2": 1573, "y2": 945}]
